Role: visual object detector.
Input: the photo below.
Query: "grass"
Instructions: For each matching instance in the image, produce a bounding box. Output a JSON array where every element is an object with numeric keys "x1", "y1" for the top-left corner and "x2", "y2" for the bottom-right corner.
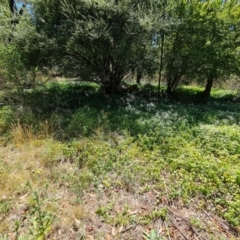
[{"x1": 0, "y1": 82, "x2": 240, "y2": 239}]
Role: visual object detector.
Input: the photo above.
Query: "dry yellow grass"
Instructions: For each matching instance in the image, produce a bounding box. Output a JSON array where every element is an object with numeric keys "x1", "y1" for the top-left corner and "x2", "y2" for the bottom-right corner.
[
  {"x1": 0, "y1": 126, "x2": 88, "y2": 238},
  {"x1": 10, "y1": 120, "x2": 54, "y2": 146}
]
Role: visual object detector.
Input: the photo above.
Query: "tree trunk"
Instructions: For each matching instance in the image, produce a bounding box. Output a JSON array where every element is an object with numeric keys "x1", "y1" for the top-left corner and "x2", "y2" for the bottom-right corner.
[
  {"x1": 166, "y1": 77, "x2": 173, "y2": 95},
  {"x1": 9, "y1": 0, "x2": 15, "y2": 13},
  {"x1": 136, "y1": 70, "x2": 142, "y2": 85},
  {"x1": 203, "y1": 76, "x2": 214, "y2": 98},
  {"x1": 102, "y1": 76, "x2": 122, "y2": 95}
]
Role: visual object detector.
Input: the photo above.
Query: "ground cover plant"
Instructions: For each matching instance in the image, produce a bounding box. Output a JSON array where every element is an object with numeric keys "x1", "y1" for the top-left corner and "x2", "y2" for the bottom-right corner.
[{"x1": 0, "y1": 83, "x2": 240, "y2": 239}]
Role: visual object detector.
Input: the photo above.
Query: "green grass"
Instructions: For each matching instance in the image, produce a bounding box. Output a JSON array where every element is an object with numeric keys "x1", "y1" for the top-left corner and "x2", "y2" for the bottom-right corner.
[{"x1": 0, "y1": 83, "x2": 239, "y2": 239}]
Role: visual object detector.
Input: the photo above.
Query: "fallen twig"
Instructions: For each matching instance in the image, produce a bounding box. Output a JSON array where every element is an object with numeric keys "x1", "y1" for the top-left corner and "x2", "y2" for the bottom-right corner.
[
  {"x1": 195, "y1": 201, "x2": 239, "y2": 237},
  {"x1": 169, "y1": 216, "x2": 188, "y2": 240},
  {"x1": 168, "y1": 209, "x2": 205, "y2": 240},
  {"x1": 164, "y1": 220, "x2": 172, "y2": 240},
  {"x1": 120, "y1": 224, "x2": 136, "y2": 234}
]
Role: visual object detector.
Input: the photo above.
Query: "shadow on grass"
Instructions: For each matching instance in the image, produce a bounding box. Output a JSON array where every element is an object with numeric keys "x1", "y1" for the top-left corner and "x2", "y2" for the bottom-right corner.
[{"x1": 3, "y1": 82, "x2": 240, "y2": 140}]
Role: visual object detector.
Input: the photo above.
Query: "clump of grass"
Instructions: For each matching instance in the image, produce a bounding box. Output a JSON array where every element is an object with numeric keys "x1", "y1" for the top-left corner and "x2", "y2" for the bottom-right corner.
[
  {"x1": 10, "y1": 117, "x2": 58, "y2": 145},
  {"x1": 10, "y1": 122, "x2": 37, "y2": 145}
]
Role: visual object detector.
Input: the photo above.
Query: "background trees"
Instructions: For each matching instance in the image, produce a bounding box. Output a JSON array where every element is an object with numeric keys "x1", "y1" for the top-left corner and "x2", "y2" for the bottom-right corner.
[
  {"x1": 158, "y1": 0, "x2": 240, "y2": 96},
  {"x1": 0, "y1": 0, "x2": 239, "y2": 97},
  {"x1": 185, "y1": 0, "x2": 240, "y2": 98}
]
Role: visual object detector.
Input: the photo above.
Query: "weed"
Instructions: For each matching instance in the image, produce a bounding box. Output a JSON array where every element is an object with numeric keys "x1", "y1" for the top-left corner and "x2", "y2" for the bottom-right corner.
[
  {"x1": 141, "y1": 208, "x2": 168, "y2": 224},
  {"x1": 96, "y1": 202, "x2": 115, "y2": 221},
  {"x1": 27, "y1": 183, "x2": 53, "y2": 240},
  {"x1": 0, "y1": 200, "x2": 11, "y2": 215},
  {"x1": 142, "y1": 229, "x2": 165, "y2": 240},
  {"x1": 189, "y1": 217, "x2": 204, "y2": 229}
]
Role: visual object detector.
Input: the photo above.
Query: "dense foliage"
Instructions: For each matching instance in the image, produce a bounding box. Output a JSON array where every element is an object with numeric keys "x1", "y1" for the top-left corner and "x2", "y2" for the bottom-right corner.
[{"x1": 0, "y1": 0, "x2": 239, "y2": 95}]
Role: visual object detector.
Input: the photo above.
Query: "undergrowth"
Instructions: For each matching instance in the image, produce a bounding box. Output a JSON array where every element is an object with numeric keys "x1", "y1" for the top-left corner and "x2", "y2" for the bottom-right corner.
[{"x1": 0, "y1": 83, "x2": 239, "y2": 238}]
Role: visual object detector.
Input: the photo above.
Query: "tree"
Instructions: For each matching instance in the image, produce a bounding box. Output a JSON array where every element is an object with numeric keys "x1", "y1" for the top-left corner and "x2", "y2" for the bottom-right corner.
[
  {"x1": 9, "y1": 0, "x2": 155, "y2": 94},
  {"x1": 61, "y1": 0, "x2": 155, "y2": 93},
  {"x1": 199, "y1": 0, "x2": 240, "y2": 98},
  {"x1": 0, "y1": 0, "x2": 36, "y2": 88},
  {"x1": 158, "y1": 0, "x2": 240, "y2": 97},
  {"x1": 160, "y1": 0, "x2": 196, "y2": 94}
]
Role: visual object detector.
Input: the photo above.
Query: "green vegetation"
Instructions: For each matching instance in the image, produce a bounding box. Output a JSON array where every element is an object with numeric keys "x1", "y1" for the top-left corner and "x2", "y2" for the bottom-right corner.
[
  {"x1": 0, "y1": 0, "x2": 240, "y2": 239},
  {"x1": 0, "y1": 0, "x2": 239, "y2": 96},
  {"x1": 0, "y1": 83, "x2": 240, "y2": 239}
]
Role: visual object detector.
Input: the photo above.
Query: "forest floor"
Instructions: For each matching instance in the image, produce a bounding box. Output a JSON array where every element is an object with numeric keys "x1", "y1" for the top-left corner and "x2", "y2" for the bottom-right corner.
[{"x1": 0, "y1": 83, "x2": 240, "y2": 239}]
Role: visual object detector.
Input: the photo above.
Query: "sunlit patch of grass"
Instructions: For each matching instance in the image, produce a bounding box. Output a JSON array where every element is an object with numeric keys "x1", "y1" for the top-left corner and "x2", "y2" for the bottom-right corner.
[
  {"x1": 10, "y1": 123, "x2": 36, "y2": 145},
  {"x1": 10, "y1": 119, "x2": 56, "y2": 146}
]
